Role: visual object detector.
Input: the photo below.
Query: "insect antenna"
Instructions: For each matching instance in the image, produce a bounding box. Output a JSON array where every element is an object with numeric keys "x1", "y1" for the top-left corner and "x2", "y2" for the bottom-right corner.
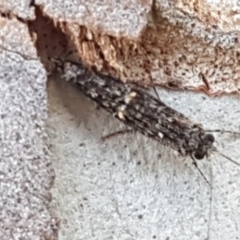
[
  {"x1": 212, "y1": 149, "x2": 240, "y2": 167},
  {"x1": 207, "y1": 149, "x2": 240, "y2": 239},
  {"x1": 206, "y1": 129, "x2": 240, "y2": 135}
]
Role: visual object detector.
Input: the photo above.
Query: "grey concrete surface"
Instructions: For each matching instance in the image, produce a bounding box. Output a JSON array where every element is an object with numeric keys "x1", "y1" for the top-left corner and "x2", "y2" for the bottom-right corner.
[
  {"x1": 48, "y1": 77, "x2": 240, "y2": 240},
  {"x1": 0, "y1": 48, "x2": 56, "y2": 239}
]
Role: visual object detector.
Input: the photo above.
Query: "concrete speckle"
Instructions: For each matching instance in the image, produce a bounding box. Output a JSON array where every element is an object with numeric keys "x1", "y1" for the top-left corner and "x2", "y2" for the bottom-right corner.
[{"x1": 0, "y1": 50, "x2": 57, "y2": 239}]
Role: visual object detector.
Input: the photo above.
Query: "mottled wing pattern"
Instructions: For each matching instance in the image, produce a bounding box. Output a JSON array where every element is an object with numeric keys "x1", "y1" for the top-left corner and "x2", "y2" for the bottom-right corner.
[{"x1": 56, "y1": 59, "x2": 215, "y2": 159}]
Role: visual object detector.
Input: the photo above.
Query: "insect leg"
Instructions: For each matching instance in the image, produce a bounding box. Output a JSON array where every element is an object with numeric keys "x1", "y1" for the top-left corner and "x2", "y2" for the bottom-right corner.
[
  {"x1": 101, "y1": 129, "x2": 134, "y2": 141},
  {"x1": 207, "y1": 163, "x2": 213, "y2": 240},
  {"x1": 213, "y1": 150, "x2": 240, "y2": 167},
  {"x1": 191, "y1": 155, "x2": 211, "y2": 186}
]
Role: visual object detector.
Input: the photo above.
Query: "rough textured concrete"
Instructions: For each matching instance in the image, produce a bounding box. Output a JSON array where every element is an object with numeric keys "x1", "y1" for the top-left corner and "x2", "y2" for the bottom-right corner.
[
  {"x1": 1, "y1": 1, "x2": 240, "y2": 240},
  {"x1": 48, "y1": 76, "x2": 240, "y2": 240},
  {"x1": 0, "y1": 19, "x2": 57, "y2": 240}
]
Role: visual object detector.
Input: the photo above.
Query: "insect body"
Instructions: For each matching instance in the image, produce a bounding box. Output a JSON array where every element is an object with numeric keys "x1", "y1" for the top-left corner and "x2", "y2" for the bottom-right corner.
[{"x1": 54, "y1": 59, "x2": 215, "y2": 161}]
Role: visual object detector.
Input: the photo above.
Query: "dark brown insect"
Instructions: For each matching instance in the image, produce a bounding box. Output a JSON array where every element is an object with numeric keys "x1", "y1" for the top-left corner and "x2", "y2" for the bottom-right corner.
[
  {"x1": 52, "y1": 58, "x2": 240, "y2": 181},
  {"x1": 53, "y1": 59, "x2": 215, "y2": 158}
]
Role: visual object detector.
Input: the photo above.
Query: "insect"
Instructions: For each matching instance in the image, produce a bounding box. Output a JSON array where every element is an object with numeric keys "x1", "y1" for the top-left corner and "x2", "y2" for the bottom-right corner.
[{"x1": 52, "y1": 58, "x2": 240, "y2": 182}]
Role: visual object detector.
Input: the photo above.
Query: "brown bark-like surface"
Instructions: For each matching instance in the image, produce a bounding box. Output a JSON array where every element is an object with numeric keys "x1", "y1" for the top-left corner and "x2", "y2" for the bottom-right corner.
[{"x1": 30, "y1": 0, "x2": 240, "y2": 96}]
